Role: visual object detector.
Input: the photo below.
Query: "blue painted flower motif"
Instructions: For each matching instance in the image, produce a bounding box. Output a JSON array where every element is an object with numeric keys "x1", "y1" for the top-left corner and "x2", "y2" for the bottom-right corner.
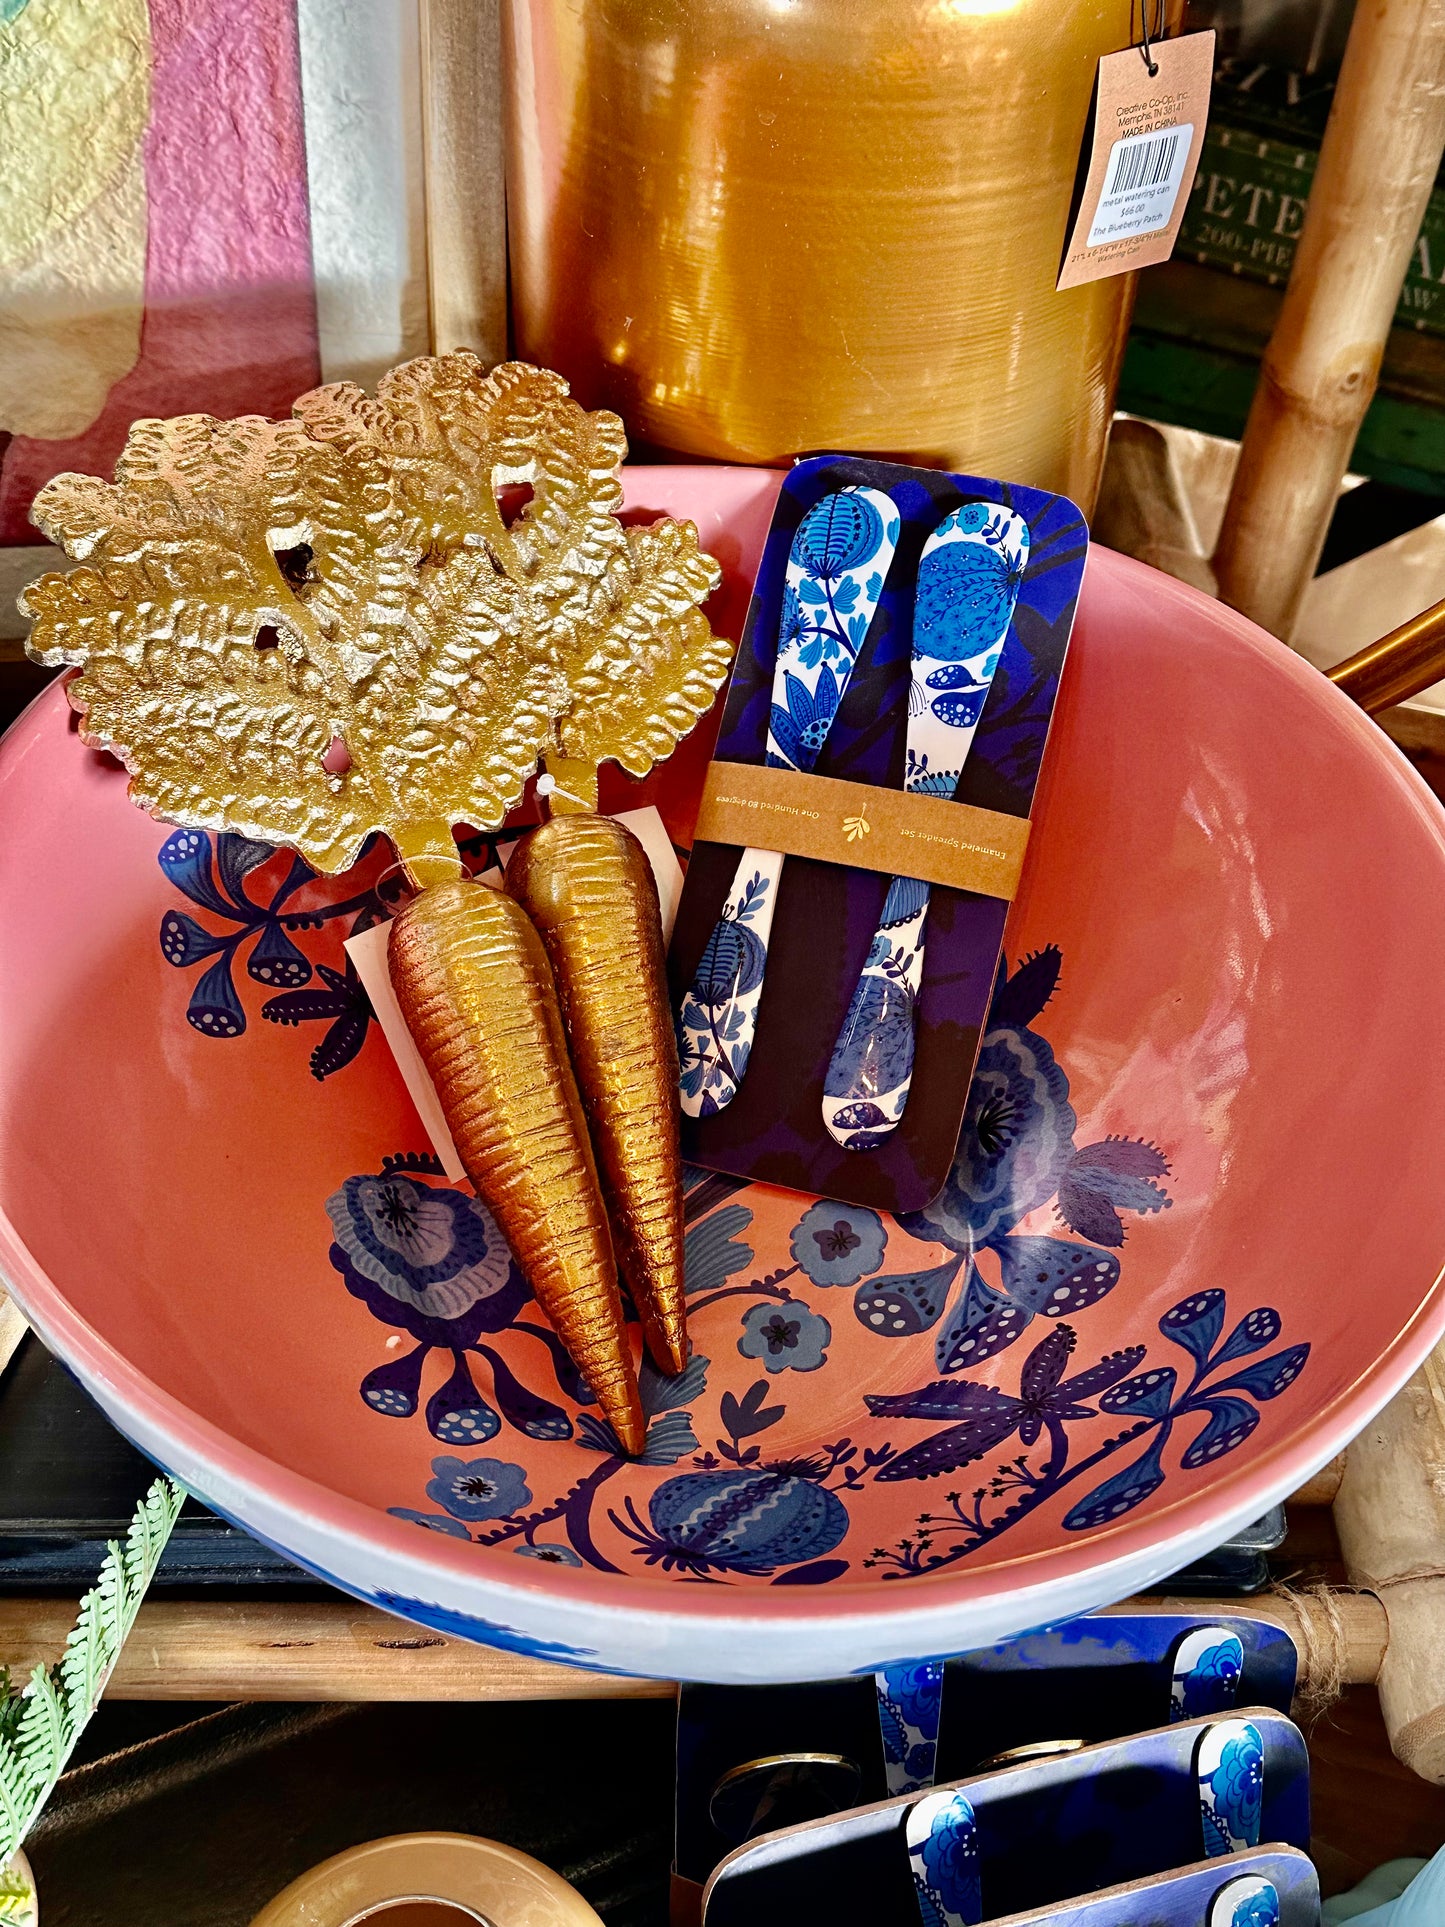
[
  {"x1": 909, "y1": 1789, "x2": 982, "y2": 1927},
  {"x1": 1210, "y1": 1731, "x2": 1264, "y2": 1840},
  {"x1": 328, "y1": 1163, "x2": 580, "y2": 1445},
  {"x1": 738, "y1": 1298, "x2": 831, "y2": 1374},
  {"x1": 792, "y1": 488, "x2": 886, "y2": 576},
  {"x1": 1217, "y1": 1880, "x2": 1281, "y2": 1927},
  {"x1": 791, "y1": 1200, "x2": 887, "y2": 1286},
  {"x1": 615, "y1": 1462, "x2": 850, "y2": 1575},
  {"x1": 426, "y1": 1454, "x2": 531, "y2": 1522},
  {"x1": 914, "y1": 538, "x2": 1024, "y2": 664},
  {"x1": 889, "y1": 1659, "x2": 945, "y2": 1741},
  {"x1": 904, "y1": 1026, "x2": 1077, "y2": 1252},
  {"x1": 920, "y1": 1799, "x2": 982, "y2": 1921},
  {"x1": 514, "y1": 1542, "x2": 583, "y2": 1567},
  {"x1": 327, "y1": 1172, "x2": 521, "y2": 1329}
]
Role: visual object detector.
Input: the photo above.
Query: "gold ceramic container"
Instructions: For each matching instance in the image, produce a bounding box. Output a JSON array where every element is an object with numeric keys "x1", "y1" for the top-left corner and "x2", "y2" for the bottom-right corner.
[{"x1": 504, "y1": 0, "x2": 1152, "y2": 506}]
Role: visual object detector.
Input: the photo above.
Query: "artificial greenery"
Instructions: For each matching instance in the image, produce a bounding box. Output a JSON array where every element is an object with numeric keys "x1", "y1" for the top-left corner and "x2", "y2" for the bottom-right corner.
[
  {"x1": 0, "y1": 1859, "x2": 33, "y2": 1927},
  {"x1": 0, "y1": 1477, "x2": 184, "y2": 1880}
]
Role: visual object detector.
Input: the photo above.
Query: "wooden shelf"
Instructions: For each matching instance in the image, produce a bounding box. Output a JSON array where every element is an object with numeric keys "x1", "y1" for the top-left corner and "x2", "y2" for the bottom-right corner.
[{"x1": 0, "y1": 1590, "x2": 1387, "y2": 1703}]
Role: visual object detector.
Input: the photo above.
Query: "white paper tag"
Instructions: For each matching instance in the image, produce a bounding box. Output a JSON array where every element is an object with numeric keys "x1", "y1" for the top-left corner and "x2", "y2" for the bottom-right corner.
[
  {"x1": 346, "y1": 806, "x2": 685, "y2": 1178},
  {"x1": 1087, "y1": 122, "x2": 1196, "y2": 246},
  {"x1": 1056, "y1": 31, "x2": 1214, "y2": 291}
]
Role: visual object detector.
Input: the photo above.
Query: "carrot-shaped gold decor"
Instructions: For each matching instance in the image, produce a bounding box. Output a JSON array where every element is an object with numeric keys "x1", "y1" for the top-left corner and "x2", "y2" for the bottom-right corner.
[
  {"x1": 390, "y1": 878, "x2": 643, "y2": 1453},
  {"x1": 508, "y1": 815, "x2": 687, "y2": 1377},
  {"x1": 21, "y1": 355, "x2": 729, "y2": 1453}
]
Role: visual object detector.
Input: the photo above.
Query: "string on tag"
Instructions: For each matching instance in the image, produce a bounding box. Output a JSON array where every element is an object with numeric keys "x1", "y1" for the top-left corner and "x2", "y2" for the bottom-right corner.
[{"x1": 1138, "y1": 0, "x2": 1166, "y2": 77}]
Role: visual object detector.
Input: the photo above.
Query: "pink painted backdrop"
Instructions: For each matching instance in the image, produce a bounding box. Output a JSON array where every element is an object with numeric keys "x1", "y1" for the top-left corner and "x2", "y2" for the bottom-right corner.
[{"x1": 0, "y1": 0, "x2": 320, "y2": 544}]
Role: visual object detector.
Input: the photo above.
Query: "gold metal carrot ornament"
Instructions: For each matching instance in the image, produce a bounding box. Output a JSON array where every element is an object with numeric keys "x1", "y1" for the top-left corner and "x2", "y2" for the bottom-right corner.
[
  {"x1": 508, "y1": 814, "x2": 687, "y2": 1377},
  {"x1": 21, "y1": 355, "x2": 730, "y2": 1456}
]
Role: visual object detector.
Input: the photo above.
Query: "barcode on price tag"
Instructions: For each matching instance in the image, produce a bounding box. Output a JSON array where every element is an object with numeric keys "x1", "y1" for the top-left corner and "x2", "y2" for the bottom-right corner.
[
  {"x1": 1055, "y1": 31, "x2": 1213, "y2": 291},
  {"x1": 1087, "y1": 124, "x2": 1195, "y2": 246}
]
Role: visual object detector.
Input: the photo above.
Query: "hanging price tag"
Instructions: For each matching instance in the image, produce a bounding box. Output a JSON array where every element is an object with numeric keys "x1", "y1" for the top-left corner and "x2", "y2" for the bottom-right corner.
[{"x1": 1057, "y1": 29, "x2": 1214, "y2": 290}]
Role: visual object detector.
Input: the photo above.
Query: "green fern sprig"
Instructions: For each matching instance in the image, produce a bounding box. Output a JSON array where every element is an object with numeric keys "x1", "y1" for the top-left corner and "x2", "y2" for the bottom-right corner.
[
  {"x1": 0, "y1": 1861, "x2": 35, "y2": 1926},
  {"x1": 0, "y1": 1477, "x2": 184, "y2": 1868}
]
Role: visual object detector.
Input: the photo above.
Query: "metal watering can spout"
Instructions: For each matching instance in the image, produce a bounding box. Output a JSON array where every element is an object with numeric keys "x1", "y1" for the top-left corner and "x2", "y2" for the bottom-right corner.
[{"x1": 1329, "y1": 600, "x2": 1445, "y2": 715}]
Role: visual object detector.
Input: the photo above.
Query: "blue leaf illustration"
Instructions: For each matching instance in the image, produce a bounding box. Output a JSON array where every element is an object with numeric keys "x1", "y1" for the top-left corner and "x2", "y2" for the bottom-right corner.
[
  {"x1": 159, "y1": 910, "x2": 227, "y2": 968},
  {"x1": 854, "y1": 1256, "x2": 965, "y2": 1338},
  {"x1": 1180, "y1": 1396, "x2": 1260, "y2": 1468},
  {"x1": 736, "y1": 872, "x2": 771, "y2": 921},
  {"x1": 247, "y1": 919, "x2": 313, "y2": 988},
  {"x1": 989, "y1": 946, "x2": 1061, "y2": 1029},
  {"x1": 797, "y1": 575, "x2": 828, "y2": 606},
  {"x1": 639, "y1": 1410, "x2": 701, "y2": 1466},
  {"x1": 873, "y1": 1406, "x2": 1023, "y2": 1482},
  {"x1": 994, "y1": 1236, "x2": 1119, "y2": 1317},
  {"x1": 1159, "y1": 1290, "x2": 1226, "y2": 1362},
  {"x1": 1057, "y1": 1137, "x2": 1172, "y2": 1246},
  {"x1": 215, "y1": 833, "x2": 276, "y2": 904},
  {"x1": 158, "y1": 828, "x2": 235, "y2": 918},
  {"x1": 1209, "y1": 1344, "x2": 1310, "y2": 1402},
  {"x1": 1063, "y1": 1432, "x2": 1169, "y2": 1530},
  {"x1": 309, "y1": 1008, "x2": 370, "y2": 1080},
  {"x1": 936, "y1": 1270, "x2": 1034, "y2": 1372},
  {"x1": 576, "y1": 1411, "x2": 620, "y2": 1456},
  {"x1": 640, "y1": 1350, "x2": 710, "y2": 1415},
  {"x1": 867, "y1": 1380, "x2": 1015, "y2": 1422},
  {"x1": 1212, "y1": 1307, "x2": 1283, "y2": 1369},
  {"x1": 186, "y1": 954, "x2": 246, "y2": 1037},
  {"x1": 721, "y1": 1379, "x2": 786, "y2": 1439},
  {"x1": 685, "y1": 1202, "x2": 759, "y2": 1294},
  {"x1": 1099, "y1": 1364, "x2": 1178, "y2": 1417},
  {"x1": 692, "y1": 916, "x2": 766, "y2": 1004}
]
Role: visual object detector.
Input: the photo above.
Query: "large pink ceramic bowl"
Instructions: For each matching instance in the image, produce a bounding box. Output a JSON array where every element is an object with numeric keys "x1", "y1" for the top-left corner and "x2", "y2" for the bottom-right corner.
[{"x1": 3, "y1": 466, "x2": 1445, "y2": 1682}]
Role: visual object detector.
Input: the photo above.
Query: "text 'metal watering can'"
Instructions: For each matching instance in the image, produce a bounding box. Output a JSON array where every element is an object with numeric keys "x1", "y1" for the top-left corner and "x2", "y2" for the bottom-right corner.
[{"x1": 501, "y1": 0, "x2": 1184, "y2": 510}]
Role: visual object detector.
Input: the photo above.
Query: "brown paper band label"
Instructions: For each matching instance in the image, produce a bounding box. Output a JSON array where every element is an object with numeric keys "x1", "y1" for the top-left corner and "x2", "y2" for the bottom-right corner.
[{"x1": 694, "y1": 762, "x2": 1031, "y2": 900}]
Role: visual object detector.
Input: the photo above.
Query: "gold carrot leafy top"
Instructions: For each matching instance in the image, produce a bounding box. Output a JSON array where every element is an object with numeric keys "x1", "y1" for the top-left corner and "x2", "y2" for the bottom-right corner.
[{"x1": 21, "y1": 358, "x2": 729, "y2": 877}]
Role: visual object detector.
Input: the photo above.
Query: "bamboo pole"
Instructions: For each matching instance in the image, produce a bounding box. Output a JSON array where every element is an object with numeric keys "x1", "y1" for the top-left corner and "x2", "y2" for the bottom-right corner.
[
  {"x1": 0, "y1": 1592, "x2": 1386, "y2": 1703},
  {"x1": 1336, "y1": 1340, "x2": 1445, "y2": 1783},
  {"x1": 0, "y1": 1599, "x2": 673, "y2": 1703},
  {"x1": 1212, "y1": 0, "x2": 1445, "y2": 640},
  {"x1": 419, "y1": 0, "x2": 508, "y2": 364}
]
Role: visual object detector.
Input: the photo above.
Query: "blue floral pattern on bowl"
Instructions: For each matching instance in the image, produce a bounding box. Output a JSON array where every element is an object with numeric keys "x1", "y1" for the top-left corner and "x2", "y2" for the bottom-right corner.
[
  {"x1": 155, "y1": 826, "x2": 506, "y2": 1078},
  {"x1": 289, "y1": 938, "x2": 1310, "y2": 1585}
]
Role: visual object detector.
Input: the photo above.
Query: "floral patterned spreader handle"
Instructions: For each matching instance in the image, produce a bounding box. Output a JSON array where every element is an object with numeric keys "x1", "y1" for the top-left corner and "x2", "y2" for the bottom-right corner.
[
  {"x1": 822, "y1": 502, "x2": 1030, "y2": 1150},
  {"x1": 907, "y1": 1786, "x2": 982, "y2": 1927},
  {"x1": 678, "y1": 486, "x2": 901, "y2": 1118},
  {"x1": 1196, "y1": 1717, "x2": 1265, "y2": 1858}
]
